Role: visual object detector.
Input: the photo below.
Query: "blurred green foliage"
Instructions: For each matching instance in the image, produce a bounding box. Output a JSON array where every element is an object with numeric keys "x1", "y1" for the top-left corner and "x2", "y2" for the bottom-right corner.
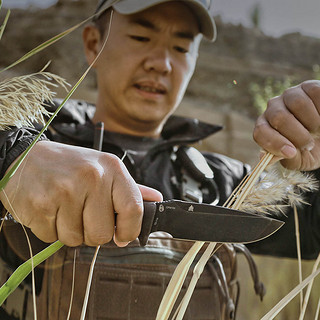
[{"x1": 249, "y1": 64, "x2": 320, "y2": 115}]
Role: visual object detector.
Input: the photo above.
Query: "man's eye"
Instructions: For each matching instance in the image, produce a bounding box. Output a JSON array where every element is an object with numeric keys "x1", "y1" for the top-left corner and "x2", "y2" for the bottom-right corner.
[
  {"x1": 130, "y1": 35, "x2": 150, "y2": 42},
  {"x1": 174, "y1": 46, "x2": 188, "y2": 54}
]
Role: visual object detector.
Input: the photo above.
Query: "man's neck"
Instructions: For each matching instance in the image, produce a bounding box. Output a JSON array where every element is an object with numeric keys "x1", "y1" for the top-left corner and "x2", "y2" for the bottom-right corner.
[{"x1": 93, "y1": 100, "x2": 165, "y2": 138}]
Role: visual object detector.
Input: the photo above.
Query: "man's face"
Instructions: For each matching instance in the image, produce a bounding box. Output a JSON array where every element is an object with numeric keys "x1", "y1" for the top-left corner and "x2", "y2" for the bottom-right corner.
[{"x1": 88, "y1": 2, "x2": 201, "y2": 136}]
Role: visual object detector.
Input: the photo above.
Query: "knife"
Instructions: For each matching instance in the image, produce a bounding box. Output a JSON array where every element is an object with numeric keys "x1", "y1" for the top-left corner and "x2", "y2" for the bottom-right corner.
[{"x1": 138, "y1": 200, "x2": 284, "y2": 246}]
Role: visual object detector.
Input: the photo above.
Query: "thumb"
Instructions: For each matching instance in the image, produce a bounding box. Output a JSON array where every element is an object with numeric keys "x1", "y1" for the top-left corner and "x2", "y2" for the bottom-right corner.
[
  {"x1": 138, "y1": 184, "x2": 163, "y2": 202},
  {"x1": 113, "y1": 184, "x2": 162, "y2": 248}
]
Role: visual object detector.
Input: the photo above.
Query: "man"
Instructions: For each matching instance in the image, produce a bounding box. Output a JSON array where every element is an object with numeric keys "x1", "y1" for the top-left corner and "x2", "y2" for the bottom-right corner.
[{"x1": 0, "y1": 0, "x2": 319, "y2": 319}]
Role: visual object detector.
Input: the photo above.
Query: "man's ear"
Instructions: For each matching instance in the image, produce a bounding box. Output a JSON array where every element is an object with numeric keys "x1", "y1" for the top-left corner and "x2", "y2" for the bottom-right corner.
[{"x1": 82, "y1": 25, "x2": 101, "y2": 66}]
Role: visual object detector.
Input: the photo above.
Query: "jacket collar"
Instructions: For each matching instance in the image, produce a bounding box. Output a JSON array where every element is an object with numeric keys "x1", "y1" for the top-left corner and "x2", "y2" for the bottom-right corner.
[{"x1": 51, "y1": 99, "x2": 223, "y2": 146}]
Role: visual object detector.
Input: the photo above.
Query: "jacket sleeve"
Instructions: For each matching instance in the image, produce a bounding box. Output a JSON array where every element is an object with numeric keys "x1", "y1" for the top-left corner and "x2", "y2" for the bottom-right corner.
[{"x1": 0, "y1": 127, "x2": 48, "y2": 179}]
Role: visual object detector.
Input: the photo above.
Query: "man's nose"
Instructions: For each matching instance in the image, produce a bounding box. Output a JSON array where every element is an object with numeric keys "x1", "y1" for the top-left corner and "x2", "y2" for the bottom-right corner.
[{"x1": 143, "y1": 47, "x2": 172, "y2": 74}]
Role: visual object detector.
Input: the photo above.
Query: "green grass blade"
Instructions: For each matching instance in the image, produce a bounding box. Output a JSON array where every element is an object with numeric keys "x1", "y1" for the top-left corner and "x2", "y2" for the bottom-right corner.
[
  {"x1": 0, "y1": 8, "x2": 10, "y2": 41},
  {"x1": 0, "y1": 240, "x2": 64, "y2": 306},
  {"x1": 0, "y1": 14, "x2": 93, "y2": 73}
]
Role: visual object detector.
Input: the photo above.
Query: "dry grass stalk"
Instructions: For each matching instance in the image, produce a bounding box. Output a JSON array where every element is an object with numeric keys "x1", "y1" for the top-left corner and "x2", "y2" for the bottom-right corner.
[
  {"x1": 0, "y1": 6, "x2": 10, "y2": 41},
  {"x1": 261, "y1": 254, "x2": 320, "y2": 320},
  {"x1": 156, "y1": 241, "x2": 205, "y2": 320},
  {"x1": 315, "y1": 298, "x2": 320, "y2": 319},
  {"x1": 157, "y1": 153, "x2": 274, "y2": 319},
  {"x1": 66, "y1": 249, "x2": 77, "y2": 320},
  {"x1": 299, "y1": 253, "x2": 320, "y2": 320},
  {"x1": 157, "y1": 152, "x2": 319, "y2": 319},
  {"x1": 80, "y1": 246, "x2": 100, "y2": 320},
  {"x1": 294, "y1": 205, "x2": 304, "y2": 312},
  {"x1": 225, "y1": 152, "x2": 274, "y2": 210},
  {"x1": 0, "y1": 69, "x2": 69, "y2": 130},
  {"x1": 173, "y1": 242, "x2": 217, "y2": 320}
]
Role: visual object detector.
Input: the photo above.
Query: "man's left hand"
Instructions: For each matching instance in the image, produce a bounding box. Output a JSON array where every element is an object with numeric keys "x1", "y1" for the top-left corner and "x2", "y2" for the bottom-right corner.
[{"x1": 253, "y1": 80, "x2": 320, "y2": 171}]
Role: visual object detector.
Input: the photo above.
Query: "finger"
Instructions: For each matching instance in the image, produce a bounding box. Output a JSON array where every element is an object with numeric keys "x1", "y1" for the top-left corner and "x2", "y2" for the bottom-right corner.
[
  {"x1": 114, "y1": 186, "x2": 162, "y2": 247},
  {"x1": 112, "y1": 164, "x2": 143, "y2": 243},
  {"x1": 301, "y1": 80, "x2": 320, "y2": 115},
  {"x1": 83, "y1": 189, "x2": 115, "y2": 246},
  {"x1": 29, "y1": 211, "x2": 58, "y2": 243},
  {"x1": 253, "y1": 114, "x2": 297, "y2": 158},
  {"x1": 283, "y1": 85, "x2": 320, "y2": 132},
  {"x1": 19, "y1": 192, "x2": 59, "y2": 243},
  {"x1": 138, "y1": 184, "x2": 163, "y2": 202},
  {"x1": 281, "y1": 137, "x2": 320, "y2": 171},
  {"x1": 263, "y1": 96, "x2": 314, "y2": 151},
  {"x1": 56, "y1": 203, "x2": 84, "y2": 247},
  {"x1": 113, "y1": 234, "x2": 130, "y2": 247},
  {"x1": 82, "y1": 164, "x2": 115, "y2": 246}
]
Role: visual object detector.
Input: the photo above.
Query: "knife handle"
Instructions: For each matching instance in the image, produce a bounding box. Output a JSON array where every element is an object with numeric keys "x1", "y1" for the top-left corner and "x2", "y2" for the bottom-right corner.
[{"x1": 138, "y1": 201, "x2": 157, "y2": 247}]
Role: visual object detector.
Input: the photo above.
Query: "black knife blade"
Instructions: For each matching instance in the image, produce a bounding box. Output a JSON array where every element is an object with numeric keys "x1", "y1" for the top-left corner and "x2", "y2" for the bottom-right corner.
[{"x1": 138, "y1": 200, "x2": 284, "y2": 246}]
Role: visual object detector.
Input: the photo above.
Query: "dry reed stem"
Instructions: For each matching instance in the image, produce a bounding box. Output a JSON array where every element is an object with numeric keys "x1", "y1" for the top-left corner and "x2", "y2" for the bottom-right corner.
[
  {"x1": 156, "y1": 241, "x2": 205, "y2": 320},
  {"x1": 228, "y1": 153, "x2": 274, "y2": 210},
  {"x1": 261, "y1": 262, "x2": 320, "y2": 320},
  {"x1": 174, "y1": 242, "x2": 217, "y2": 320},
  {"x1": 299, "y1": 253, "x2": 320, "y2": 320},
  {"x1": 66, "y1": 249, "x2": 77, "y2": 320},
  {"x1": 157, "y1": 153, "x2": 274, "y2": 320},
  {"x1": 0, "y1": 7, "x2": 10, "y2": 41},
  {"x1": 315, "y1": 298, "x2": 320, "y2": 320},
  {"x1": 80, "y1": 246, "x2": 100, "y2": 320},
  {"x1": 294, "y1": 205, "x2": 303, "y2": 312},
  {"x1": 157, "y1": 152, "x2": 319, "y2": 320}
]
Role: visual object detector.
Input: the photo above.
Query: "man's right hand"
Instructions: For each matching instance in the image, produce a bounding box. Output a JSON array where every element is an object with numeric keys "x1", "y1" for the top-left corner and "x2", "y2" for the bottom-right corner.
[{"x1": 0, "y1": 141, "x2": 162, "y2": 247}]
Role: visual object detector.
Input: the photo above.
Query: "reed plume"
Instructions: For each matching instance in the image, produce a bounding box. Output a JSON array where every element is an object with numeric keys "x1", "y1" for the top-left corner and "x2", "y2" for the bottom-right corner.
[
  {"x1": 240, "y1": 163, "x2": 319, "y2": 216},
  {"x1": 0, "y1": 70, "x2": 69, "y2": 130}
]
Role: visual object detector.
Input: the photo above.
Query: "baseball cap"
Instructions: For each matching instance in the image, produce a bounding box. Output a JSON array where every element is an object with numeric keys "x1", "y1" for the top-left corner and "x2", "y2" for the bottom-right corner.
[{"x1": 94, "y1": 0, "x2": 217, "y2": 41}]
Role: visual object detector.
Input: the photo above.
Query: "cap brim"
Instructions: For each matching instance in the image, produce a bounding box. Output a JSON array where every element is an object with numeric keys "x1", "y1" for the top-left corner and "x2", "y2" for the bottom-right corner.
[{"x1": 97, "y1": 0, "x2": 216, "y2": 41}]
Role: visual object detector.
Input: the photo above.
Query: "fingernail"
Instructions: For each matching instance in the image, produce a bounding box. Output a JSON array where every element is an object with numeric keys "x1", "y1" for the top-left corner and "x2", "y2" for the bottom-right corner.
[
  {"x1": 281, "y1": 145, "x2": 297, "y2": 158},
  {"x1": 116, "y1": 241, "x2": 130, "y2": 248},
  {"x1": 302, "y1": 140, "x2": 315, "y2": 151}
]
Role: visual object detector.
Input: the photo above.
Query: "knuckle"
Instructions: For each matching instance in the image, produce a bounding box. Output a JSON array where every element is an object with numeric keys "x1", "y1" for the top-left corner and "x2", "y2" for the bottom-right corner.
[
  {"x1": 81, "y1": 162, "x2": 104, "y2": 185},
  {"x1": 301, "y1": 80, "x2": 320, "y2": 91},
  {"x1": 53, "y1": 178, "x2": 75, "y2": 199},
  {"x1": 302, "y1": 80, "x2": 320, "y2": 99},
  {"x1": 102, "y1": 153, "x2": 125, "y2": 174},
  {"x1": 61, "y1": 235, "x2": 83, "y2": 247},
  {"x1": 30, "y1": 193, "x2": 53, "y2": 214},
  {"x1": 253, "y1": 116, "x2": 268, "y2": 142},
  {"x1": 252, "y1": 126, "x2": 261, "y2": 143},
  {"x1": 283, "y1": 90, "x2": 305, "y2": 111},
  {"x1": 266, "y1": 96, "x2": 280, "y2": 110},
  {"x1": 32, "y1": 228, "x2": 57, "y2": 243},
  {"x1": 119, "y1": 203, "x2": 143, "y2": 232},
  {"x1": 268, "y1": 109, "x2": 288, "y2": 130},
  {"x1": 85, "y1": 230, "x2": 113, "y2": 246},
  {"x1": 123, "y1": 200, "x2": 143, "y2": 216}
]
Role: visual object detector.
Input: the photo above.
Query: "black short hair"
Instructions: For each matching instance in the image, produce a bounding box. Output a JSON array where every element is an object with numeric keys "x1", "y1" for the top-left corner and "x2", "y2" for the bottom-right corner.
[{"x1": 93, "y1": 8, "x2": 113, "y2": 38}]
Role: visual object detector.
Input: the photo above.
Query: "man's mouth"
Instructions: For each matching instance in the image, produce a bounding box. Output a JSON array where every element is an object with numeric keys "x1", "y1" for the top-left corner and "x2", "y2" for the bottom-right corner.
[{"x1": 134, "y1": 84, "x2": 166, "y2": 94}]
